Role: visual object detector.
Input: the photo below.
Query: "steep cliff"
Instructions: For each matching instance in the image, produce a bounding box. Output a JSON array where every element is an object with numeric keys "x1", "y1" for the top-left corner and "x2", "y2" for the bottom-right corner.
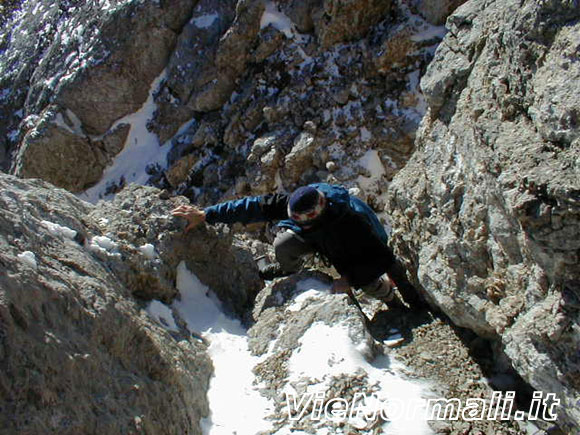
[{"x1": 388, "y1": 0, "x2": 580, "y2": 430}]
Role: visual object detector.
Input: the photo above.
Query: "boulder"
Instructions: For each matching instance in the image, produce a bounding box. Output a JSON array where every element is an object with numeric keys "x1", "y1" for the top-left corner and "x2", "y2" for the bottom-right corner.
[
  {"x1": 12, "y1": 106, "x2": 130, "y2": 192},
  {"x1": 0, "y1": 174, "x2": 263, "y2": 432},
  {"x1": 245, "y1": 130, "x2": 291, "y2": 194},
  {"x1": 387, "y1": 0, "x2": 580, "y2": 429},
  {"x1": 90, "y1": 183, "x2": 263, "y2": 316},
  {"x1": 283, "y1": 131, "x2": 319, "y2": 185},
  {"x1": 1, "y1": 0, "x2": 196, "y2": 186},
  {"x1": 0, "y1": 174, "x2": 210, "y2": 433}
]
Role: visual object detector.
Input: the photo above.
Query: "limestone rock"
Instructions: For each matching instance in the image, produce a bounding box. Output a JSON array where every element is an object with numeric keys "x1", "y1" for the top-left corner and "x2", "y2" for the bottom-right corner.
[
  {"x1": 153, "y1": 0, "x2": 264, "y2": 144},
  {"x1": 0, "y1": 173, "x2": 266, "y2": 432},
  {"x1": 249, "y1": 272, "x2": 385, "y2": 432},
  {"x1": 387, "y1": 0, "x2": 580, "y2": 429},
  {"x1": 2, "y1": 0, "x2": 445, "y2": 207},
  {"x1": 314, "y1": 0, "x2": 393, "y2": 48},
  {"x1": 245, "y1": 129, "x2": 295, "y2": 194},
  {"x1": 279, "y1": 0, "x2": 322, "y2": 33},
  {"x1": 1, "y1": 0, "x2": 196, "y2": 186},
  {"x1": 12, "y1": 106, "x2": 130, "y2": 192},
  {"x1": 283, "y1": 131, "x2": 318, "y2": 185},
  {"x1": 91, "y1": 183, "x2": 263, "y2": 316},
  {"x1": 0, "y1": 174, "x2": 211, "y2": 434}
]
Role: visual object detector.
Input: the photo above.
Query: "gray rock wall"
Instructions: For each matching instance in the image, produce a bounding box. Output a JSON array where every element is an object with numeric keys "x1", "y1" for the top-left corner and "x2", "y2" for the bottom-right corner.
[
  {"x1": 0, "y1": 173, "x2": 262, "y2": 432},
  {"x1": 387, "y1": 0, "x2": 580, "y2": 430},
  {"x1": 2, "y1": 0, "x2": 455, "y2": 205},
  {"x1": 154, "y1": 0, "x2": 448, "y2": 207},
  {"x1": 1, "y1": 0, "x2": 196, "y2": 189}
]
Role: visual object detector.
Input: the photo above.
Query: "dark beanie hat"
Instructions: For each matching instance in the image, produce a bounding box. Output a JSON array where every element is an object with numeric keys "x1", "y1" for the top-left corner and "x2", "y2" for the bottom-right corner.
[{"x1": 287, "y1": 186, "x2": 326, "y2": 223}]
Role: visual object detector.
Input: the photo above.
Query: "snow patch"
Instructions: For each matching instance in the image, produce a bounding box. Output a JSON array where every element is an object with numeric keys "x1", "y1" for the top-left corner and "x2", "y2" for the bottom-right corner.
[
  {"x1": 41, "y1": 220, "x2": 78, "y2": 240},
  {"x1": 286, "y1": 279, "x2": 330, "y2": 312},
  {"x1": 87, "y1": 236, "x2": 119, "y2": 256},
  {"x1": 288, "y1": 322, "x2": 370, "y2": 380},
  {"x1": 261, "y1": 1, "x2": 294, "y2": 39},
  {"x1": 79, "y1": 72, "x2": 171, "y2": 203},
  {"x1": 146, "y1": 300, "x2": 178, "y2": 331},
  {"x1": 286, "y1": 322, "x2": 432, "y2": 434},
  {"x1": 139, "y1": 243, "x2": 157, "y2": 260},
  {"x1": 173, "y1": 262, "x2": 274, "y2": 435},
  {"x1": 260, "y1": 1, "x2": 308, "y2": 44},
  {"x1": 357, "y1": 149, "x2": 386, "y2": 196},
  {"x1": 359, "y1": 150, "x2": 386, "y2": 179},
  {"x1": 17, "y1": 251, "x2": 37, "y2": 269},
  {"x1": 191, "y1": 13, "x2": 218, "y2": 28}
]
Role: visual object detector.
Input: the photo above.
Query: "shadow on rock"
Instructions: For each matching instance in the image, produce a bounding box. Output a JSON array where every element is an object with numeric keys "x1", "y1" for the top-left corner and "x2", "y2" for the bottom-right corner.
[{"x1": 367, "y1": 306, "x2": 434, "y2": 344}]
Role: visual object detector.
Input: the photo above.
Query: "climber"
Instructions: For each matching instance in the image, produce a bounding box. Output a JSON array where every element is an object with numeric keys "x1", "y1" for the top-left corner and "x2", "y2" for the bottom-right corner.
[{"x1": 171, "y1": 183, "x2": 423, "y2": 309}]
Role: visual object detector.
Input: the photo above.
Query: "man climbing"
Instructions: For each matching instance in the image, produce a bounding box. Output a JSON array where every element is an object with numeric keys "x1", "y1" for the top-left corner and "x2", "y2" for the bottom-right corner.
[{"x1": 171, "y1": 183, "x2": 423, "y2": 309}]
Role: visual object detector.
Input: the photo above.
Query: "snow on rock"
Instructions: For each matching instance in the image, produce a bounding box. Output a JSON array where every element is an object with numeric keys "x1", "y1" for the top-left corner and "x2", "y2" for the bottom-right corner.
[
  {"x1": 80, "y1": 72, "x2": 171, "y2": 203},
  {"x1": 260, "y1": 1, "x2": 296, "y2": 40},
  {"x1": 357, "y1": 149, "x2": 387, "y2": 200},
  {"x1": 146, "y1": 300, "x2": 178, "y2": 332},
  {"x1": 169, "y1": 264, "x2": 433, "y2": 434},
  {"x1": 40, "y1": 220, "x2": 78, "y2": 240},
  {"x1": 248, "y1": 273, "x2": 433, "y2": 433},
  {"x1": 191, "y1": 13, "x2": 219, "y2": 29},
  {"x1": 87, "y1": 235, "x2": 119, "y2": 256},
  {"x1": 0, "y1": 174, "x2": 212, "y2": 434},
  {"x1": 173, "y1": 261, "x2": 274, "y2": 435},
  {"x1": 286, "y1": 278, "x2": 330, "y2": 312},
  {"x1": 139, "y1": 243, "x2": 157, "y2": 260},
  {"x1": 286, "y1": 322, "x2": 431, "y2": 434},
  {"x1": 17, "y1": 251, "x2": 38, "y2": 269}
]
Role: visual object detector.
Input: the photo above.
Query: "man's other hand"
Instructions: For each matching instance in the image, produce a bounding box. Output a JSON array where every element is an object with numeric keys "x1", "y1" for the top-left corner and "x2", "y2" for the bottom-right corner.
[{"x1": 171, "y1": 205, "x2": 206, "y2": 233}]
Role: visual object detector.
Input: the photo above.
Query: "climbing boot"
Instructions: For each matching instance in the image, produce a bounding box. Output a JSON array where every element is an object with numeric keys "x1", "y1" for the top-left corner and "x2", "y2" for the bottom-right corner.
[{"x1": 258, "y1": 262, "x2": 292, "y2": 280}]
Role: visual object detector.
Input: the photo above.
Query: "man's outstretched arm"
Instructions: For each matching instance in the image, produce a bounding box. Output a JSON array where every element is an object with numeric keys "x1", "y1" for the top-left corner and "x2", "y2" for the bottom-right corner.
[
  {"x1": 171, "y1": 193, "x2": 290, "y2": 231},
  {"x1": 171, "y1": 204, "x2": 207, "y2": 232}
]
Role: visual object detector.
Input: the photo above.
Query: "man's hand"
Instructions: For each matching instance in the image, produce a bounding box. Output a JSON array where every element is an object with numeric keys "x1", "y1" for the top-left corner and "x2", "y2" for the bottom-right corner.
[
  {"x1": 171, "y1": 205, "x2": 206, "y2": 233},
  {"x1": 332, "y1": 276, "x2": 351, "y2": 294}
]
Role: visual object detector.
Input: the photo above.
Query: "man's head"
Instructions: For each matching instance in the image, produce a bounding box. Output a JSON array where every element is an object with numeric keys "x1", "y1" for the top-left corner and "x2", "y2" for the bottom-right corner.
[{"x1": 287, "y1": 185, "x2": 327, "y2": 227}]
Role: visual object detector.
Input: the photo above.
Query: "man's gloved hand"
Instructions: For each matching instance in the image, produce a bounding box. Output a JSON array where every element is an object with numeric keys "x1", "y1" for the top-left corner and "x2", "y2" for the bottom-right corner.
[
  {"x1": 171, "y1": 205, "x2": 206, "y2": 233},
  {"x1": 331, "y1": 276, "x2": 351, "y2": 294}
]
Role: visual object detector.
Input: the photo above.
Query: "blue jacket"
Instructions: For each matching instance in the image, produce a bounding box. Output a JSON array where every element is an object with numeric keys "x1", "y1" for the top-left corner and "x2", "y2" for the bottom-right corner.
[{"x1": 204, "y1": 183, "x2": 393, "y2": 288}]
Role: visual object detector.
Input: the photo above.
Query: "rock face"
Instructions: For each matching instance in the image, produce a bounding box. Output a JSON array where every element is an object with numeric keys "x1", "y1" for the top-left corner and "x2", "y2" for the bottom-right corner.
[
  {"x1": 11, "y1": 107, "x2": 131, "y2": 191},
  {"x1": 0, "y1": 173, "x2": 262, "y2": 433},
  {"x1": 2, "y1": 0, "x2": 453, "y2": 204},
  {"x1": 5, "y1": 0, "x2": 578, "y2": 430},
  {"x1": 1, "y1": 0, "x2": 196, "y2": 188},
  {"x1": 387, "y1": 0, "x2": 580, "y2": 430},
  {"x1": 154, "y1": 0, "x2": 447, "y2": 207},
  {"x1": 248, "y1": 272, "x2": 388, "y2": 433}
]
